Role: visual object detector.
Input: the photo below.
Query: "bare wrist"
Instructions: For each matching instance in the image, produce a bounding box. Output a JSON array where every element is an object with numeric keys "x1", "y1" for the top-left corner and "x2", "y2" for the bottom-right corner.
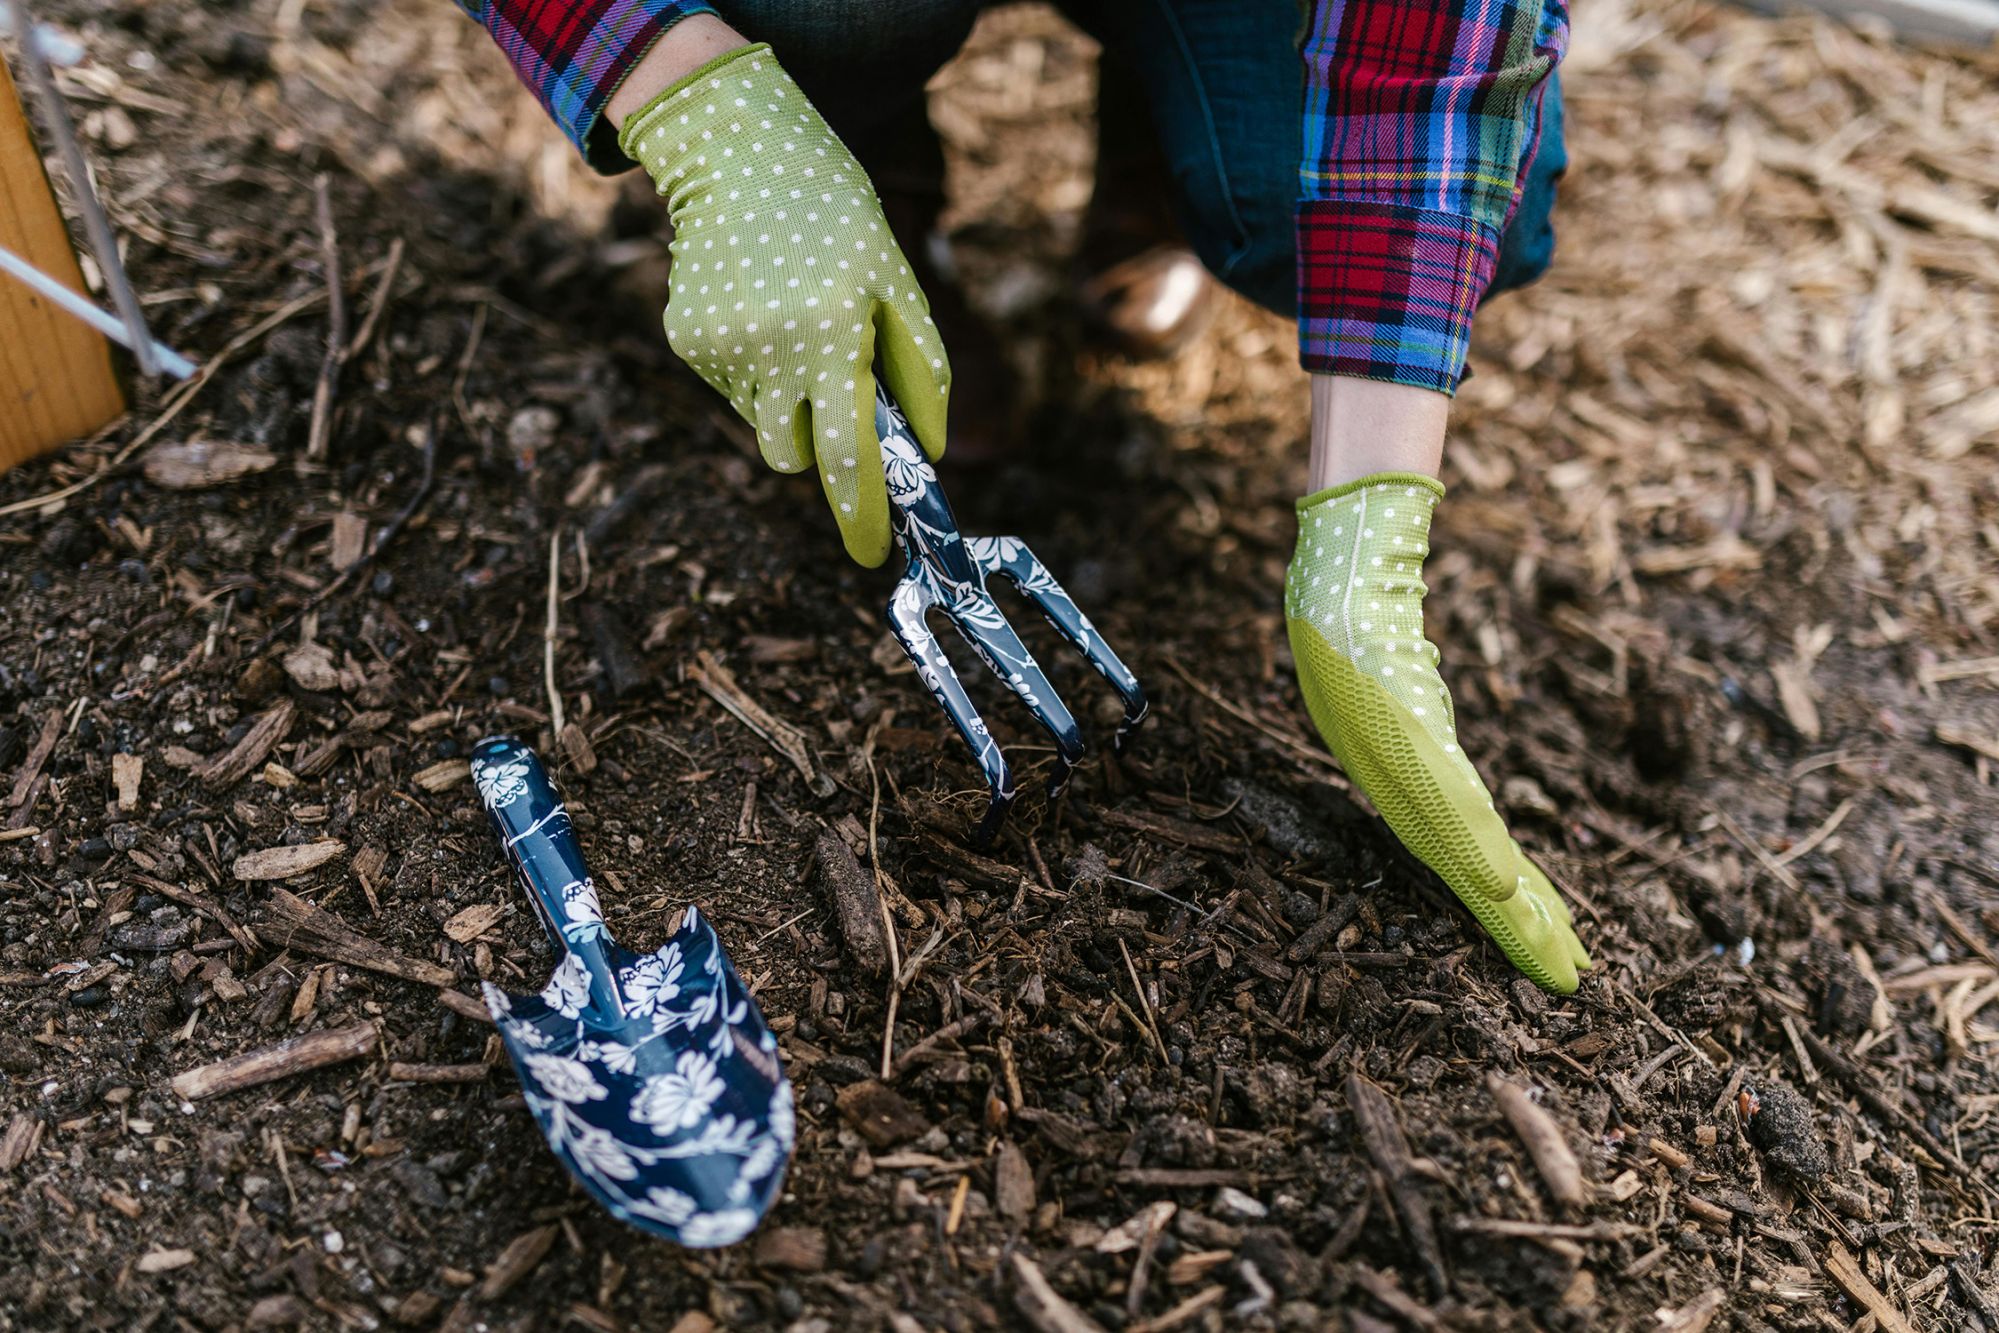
[
  {"x1": 606, "y1": 14, "x2": 753, "y2": 130},
  {"x1": 1306, "y1": 373, "x2": 1449, "y2": 492}
]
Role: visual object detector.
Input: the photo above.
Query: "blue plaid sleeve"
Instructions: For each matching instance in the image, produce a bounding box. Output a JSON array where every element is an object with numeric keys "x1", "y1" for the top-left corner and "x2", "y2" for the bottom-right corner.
[
  {"x1": 1297, "y1": 0, "x2": 1568, "y2": 392},
  {"x1": 453, "y1": 0, "x2": 717, "y2": 173}
]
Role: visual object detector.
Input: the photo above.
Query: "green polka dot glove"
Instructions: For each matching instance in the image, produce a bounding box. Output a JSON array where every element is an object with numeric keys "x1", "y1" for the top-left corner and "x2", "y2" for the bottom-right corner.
[
  {"x1": 618, "y1": 44, "x2": 951, "y2": 567},
  {"x1": 1284, "y1": 472, "x2": 1592, "y2": 993}
]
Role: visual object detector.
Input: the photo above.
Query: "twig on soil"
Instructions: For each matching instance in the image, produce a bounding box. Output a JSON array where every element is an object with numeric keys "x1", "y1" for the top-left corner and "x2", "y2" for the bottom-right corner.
[
  {"x1": 170, "y1": 1022, "x2": 377, "y2": 1101},
  {"x1": 1713, "y1": 806, "x2": 1801, "y2": 891},
  {"x1": 543, "y1": 528, "x2": 566, "y2": 738},
  {"x1": 128, "y1": 874, "x2": 257, "y2": 956},
  {"x1": 891, "y1": 1012, "x2": 987, "y2": 1077},
  {"x1": 1448, "y1": 1216, "x2": 1644, "y2": 1241},
  {"x1": 1163, "y1": 658, "x2": 1344, "y2": 780},
  {"x1": 689, "y1": 651, "x2": 820, "y2": 786},
  {"x1": 816, "y1": 827, "x2": 887, "y2": 974},
  {"x1": 387, "y1": 1061, "x2": 490, "y2": 1084},
  {"x1": 194, "y1": 701, "x2": 294, "y2": 788},
  {"x1": 1009, "y1": 1253, "x2": 1107, "y2": 1333},
  {"x1": 1487, "y1": 1075, "x2": 1589, "y2": 1209},
  {"x1": 1119, "y1": 938, "x2": 1169, "y2": 1066},
  {"x1": 1652, "y1": 1288, "x2": 1726, "y2": 1333},
  {"x1": 1772, "y1": 795, "x2": 1854, "y2": 868},
  {"x1": 1350, "y1": 1268, "x2": 1443, "y2": 1332},
  {"x1": 1125, "y1": 1286, "x2": 1225, "y2": 1333},
  {"x1": 1345, "y1": 1072, "x2": 1449, "y2": 1297},
  {"x1": 306, "y1": 174, "x2": 346, "y2": 461},
  {"x1": 4, "y1": 708, "x2": 61, "y2": 817},
  {"x1": 256, "y1": 888, "x2": 456, "y2": 987},
  {"x1": 1824, "y1": 1241, "x2": 1919, "y2": 1333},
  {"x1": 343, "y1": 236, "x2": 403, "y2": 363},
  {"x1": 248, "y1": 418, "x2": 438, "y2": 656},
  {"x1": 1, "y1": 1113, "x2": 43, "y2": 1171},
  {"x1": 451, "y1": 302, "x2": 488, "y2": 441}
]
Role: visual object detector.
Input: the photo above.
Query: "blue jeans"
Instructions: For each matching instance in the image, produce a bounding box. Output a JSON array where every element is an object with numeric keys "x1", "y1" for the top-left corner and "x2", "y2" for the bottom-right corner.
[{"x1": 704, "y1": 0, "x2": 1564, "y2": 314}]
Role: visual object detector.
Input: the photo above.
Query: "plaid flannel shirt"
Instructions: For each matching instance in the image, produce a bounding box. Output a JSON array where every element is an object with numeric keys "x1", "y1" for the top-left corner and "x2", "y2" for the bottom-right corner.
[
  {"x1": 459, "y1": 0, "x2": 1564, "y2": 392},
  {"x1": 1299, "y1": 0, "x2": 1568, "y2": 393},
  {"x1": 450, "y1": 0, "x2": 715, "y2": 171}
]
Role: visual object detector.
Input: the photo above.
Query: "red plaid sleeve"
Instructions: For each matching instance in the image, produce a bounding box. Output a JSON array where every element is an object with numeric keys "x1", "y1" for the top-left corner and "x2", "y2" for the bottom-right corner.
[
  {"x1": 1298, "y1": 0, "x2": 1567, "y2": 392},
  {"x1": 453, "y1": 0, "x2": 716, "y2": 173}
]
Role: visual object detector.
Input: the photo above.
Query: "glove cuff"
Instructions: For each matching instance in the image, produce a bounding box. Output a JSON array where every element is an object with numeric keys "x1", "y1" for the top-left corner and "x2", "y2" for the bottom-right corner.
[
  {"x1": 617, "y1": 42, "x2": 774, "y2": 162},
  {"x1": 1296, "y1": 470, "x2": 1445, "y2": 514}
]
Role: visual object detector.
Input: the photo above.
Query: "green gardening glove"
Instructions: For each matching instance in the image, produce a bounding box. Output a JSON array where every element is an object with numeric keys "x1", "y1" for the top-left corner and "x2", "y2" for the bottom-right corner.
[
  {"x1": 1285, "y1": 473, "x2": 1592, "y2": 993},
  {"x1": 618, "y1": 44, "x2": 951, "y2": 567}
]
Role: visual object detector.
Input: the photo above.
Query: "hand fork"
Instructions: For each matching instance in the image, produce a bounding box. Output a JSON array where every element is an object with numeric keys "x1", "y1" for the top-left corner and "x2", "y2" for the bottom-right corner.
[{"x1": 875, "y1": 386, "x2": 1147, "y2": 845}]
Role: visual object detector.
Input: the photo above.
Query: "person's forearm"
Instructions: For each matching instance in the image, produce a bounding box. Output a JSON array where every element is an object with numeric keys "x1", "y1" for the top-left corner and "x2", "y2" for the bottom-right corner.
[
  {"x1": 606, "y1": 14, "x2": 752, "y2": 131},
  {"x1": 1306, "y1": 373, "x2": 1448, "y2": 491}
]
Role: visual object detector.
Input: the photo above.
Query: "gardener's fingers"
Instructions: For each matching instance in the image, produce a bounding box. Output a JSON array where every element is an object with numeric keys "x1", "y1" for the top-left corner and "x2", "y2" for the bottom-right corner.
[
  {"x1": 787, "y1": 317, "x2": 888, "y2": 568},
  {"x1": 875, "y1": 299, "x2": 950, "y2": 462}
]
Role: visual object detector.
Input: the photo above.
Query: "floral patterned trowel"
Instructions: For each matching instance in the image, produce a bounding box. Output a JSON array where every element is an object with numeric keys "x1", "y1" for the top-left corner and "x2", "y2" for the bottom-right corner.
[{"x1": 469, "y1": 736, "x2": 792, "y2": 1247}]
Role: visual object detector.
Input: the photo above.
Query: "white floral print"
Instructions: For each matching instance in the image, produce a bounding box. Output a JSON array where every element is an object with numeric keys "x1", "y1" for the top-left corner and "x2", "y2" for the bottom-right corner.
[
  {"x1": 767, "y1": 1083, "x2": 795, "y2": 1150},
  {"x1": 631, "y1": 1051, "x2": 725, "y2": 1135},
  {"x1": 539, "y1": 952, "x2": 592, "y2": 1019},
  {"x1": 480, "y1": 982, "x2": 513, "y2": 1022},
  {"x1": 559, "y1": 877, "x2": 606, "y2": 942},
  {"x1": 627, "y1": 1186, "x2": 696, "y2": 1228},
  {"x1": 521, "y1": 1052, "x2": 605, "y2": 1105},
  {"x1": 677, "y1": 1208, "x2": 760, "y2": 1248},
  {"x1": 472, "y1": 754, "x2": 532, "y2": 809},
  {"x1": 620, "y1": 942, "x2": 685, "y2": 1019},
  {"x1": 566, "y1": 1120, "x2": 640, "y2": 1181}
]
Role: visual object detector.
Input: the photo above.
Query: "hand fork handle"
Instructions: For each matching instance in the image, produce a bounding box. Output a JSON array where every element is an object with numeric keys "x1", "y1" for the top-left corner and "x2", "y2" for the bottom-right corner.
[{"x1": 876, "y1": 387, "x2": 979, "y2": 591}]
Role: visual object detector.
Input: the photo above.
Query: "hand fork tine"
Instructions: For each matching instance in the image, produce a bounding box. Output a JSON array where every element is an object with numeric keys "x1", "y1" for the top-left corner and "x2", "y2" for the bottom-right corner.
[
  {"x1": 968, "y1": 537, "x2": 1149, "y2": 748},
  {"x1": 875, "y1": 386, "x2": 1149, "y2": 845}
]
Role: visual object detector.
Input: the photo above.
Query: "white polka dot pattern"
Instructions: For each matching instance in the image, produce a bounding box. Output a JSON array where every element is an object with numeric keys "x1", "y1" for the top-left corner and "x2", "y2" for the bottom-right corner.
[
  {"x1": 618, "y1": 45, "x2": 951, "y2": 568},
  {"x1": 1284, "y1": 473, "x2": 1483, "y2": 788}
]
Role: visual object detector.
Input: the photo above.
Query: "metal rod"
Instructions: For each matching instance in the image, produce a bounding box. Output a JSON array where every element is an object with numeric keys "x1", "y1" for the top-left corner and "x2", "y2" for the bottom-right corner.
[
  {"x1": 0, "y1": 240, "x2": 196, "y2": 378},
  {"x1": 9, "y1": 2, "x2": 163, "y2": 376}
]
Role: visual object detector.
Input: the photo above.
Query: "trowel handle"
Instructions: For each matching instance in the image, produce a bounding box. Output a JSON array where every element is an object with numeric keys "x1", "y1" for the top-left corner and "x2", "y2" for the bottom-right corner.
[{"x1": 470, "y1": 737, "x2": 619, "y2": 1011}]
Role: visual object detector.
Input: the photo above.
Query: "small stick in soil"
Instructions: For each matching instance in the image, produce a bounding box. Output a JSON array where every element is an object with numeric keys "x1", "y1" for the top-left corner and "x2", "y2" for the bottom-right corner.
[
  {"x1": 1487, "y1": 1075, "x2": 1588, "y2": 1209},
  {"x1": 343, "y1": 235, "x2": 403, "y2": 364},
  {"x1": 1346, "y1": 1072, "x2": 1449, "y2": 1298},
  {"x1": 307, "y1": 174, "x2": 347, "y2": 461},
  {"x1": 249, "y1": 417, "x2": 439, "y2": 656},
  {"x1": 1449, "y1": 1217, "x2": 1645, "y2": 1241},
  {"x1": 195, "y1": 701, "x2": 295, "y2": 789},
  {"x1": 1119, "y1": 938, "x2": 1170, "y2": 1067},
  {"x1": 1009, "y1": 1252, "x2": 1107, "y2": 1333},
  {"x1": 1823, "y1": 1242, "x2": 1918, "y2": 1333},
  {"x1": 5, "y1": 708, "x2": 62, "y2": 814},
  {"x1": 891, "y1": 1012, "x2": 987, "y2": 1078},
  {"x1": 1350, "y1": 1268, "x2": 1443, "y2": 1332},
  {"x1": 171, "y1": 1022, "x2": 377, "y2": 1101},
  {"x1": 816, "y1": 829, "x2": 887, "y2": 973},
  {"x1": 257, "y1": 888, "x2": 456, "y2": 987},
  {"x1": 129, "y1": 874, "x2": 257, "y2": 956},
  {"x1": 437, "y1": 988, "x2": 494, "y2": 1025},
  {"x1": 543, "y1": 529, "x2": 566, "y2": 737},
  {"x1": 387, "y1": 1062, "x2": 490, "y2": 1084}
]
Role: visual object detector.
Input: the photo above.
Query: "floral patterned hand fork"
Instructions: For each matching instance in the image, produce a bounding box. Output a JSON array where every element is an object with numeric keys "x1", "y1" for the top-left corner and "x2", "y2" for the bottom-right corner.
[
  {"x1": 470, "y1": 736, "x2": 792, "y2": 1248},
  {"x1": 877, "y1": 387, "x2": 1148, "y2": 845}
]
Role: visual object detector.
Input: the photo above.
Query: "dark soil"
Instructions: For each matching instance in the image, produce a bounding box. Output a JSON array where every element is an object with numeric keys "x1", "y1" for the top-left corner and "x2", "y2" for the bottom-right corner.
[{"x1": 2, "y1": 2, "x2": 1996, "y2": 1331}]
